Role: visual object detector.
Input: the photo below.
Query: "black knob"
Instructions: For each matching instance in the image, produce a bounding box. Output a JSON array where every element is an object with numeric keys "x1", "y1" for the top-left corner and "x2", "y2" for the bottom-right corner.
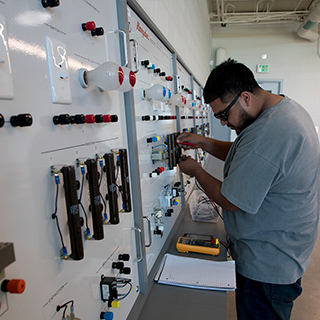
[
  {"x1": 53, "y1": 114, "x2": 70, "y2": 125},
  {"x1": 159, "y1": 72, "x2": 166, "y2": 77},
  {"x1": 91, "y1": 27, "x2": 104, "y2": 37},
  {"x1": 41, "y1": 0, "x2": 60, "y2": 8},
  {"x1": 110, "y1": 114, "x2": 118, "y2": 123},
  {"x1": 0, "y1": 114, "x2": 4, "y2": 128},
  {"x1": 141, "y1": 60, "x2": 149, "y2": 67},
  {"x1": 142, "y1": 115, "x2": 150, "y2": 121},
  {"x1": 10, "y1": 114, "x2": 33, "y2": 127},
  {"x1": 118, "y1": 254, "x2": 130, "y2": 261},
  {"x1": 95, "y1": 114, "x2": 104, "y2": 123},
  {"x1": 120, "y1": 267, "x2": 131, "y2": 275},
  {"x1": 112, "y1": 261, "x2": 124, "y2": 270},
  {"x1": 70, "y1": 114, "x2": 85, "y2": 124},
  {"x1": 154, "y1": 68, "x2": 161, "y2": 74}
]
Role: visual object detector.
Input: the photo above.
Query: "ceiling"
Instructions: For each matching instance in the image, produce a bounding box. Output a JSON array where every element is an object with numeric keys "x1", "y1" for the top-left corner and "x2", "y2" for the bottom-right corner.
[{"x1": 207, "y1": 0, "x2": 320, "y2": 27}]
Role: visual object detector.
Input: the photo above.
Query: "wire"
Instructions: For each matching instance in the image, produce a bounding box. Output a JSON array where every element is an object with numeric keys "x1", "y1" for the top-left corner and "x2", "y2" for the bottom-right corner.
[
  {"x1": 116, "y1": 280, "x2": 132, "y2": 300},
  {"x1": 78, "y1": 173, "x2": 89, "y2": 229},
  {"x1": 152, "y1": 143, "x2": 167, "y2": 150},
  {"x1": 52, "y1": 184, "x2": 66, "y2": 248}
]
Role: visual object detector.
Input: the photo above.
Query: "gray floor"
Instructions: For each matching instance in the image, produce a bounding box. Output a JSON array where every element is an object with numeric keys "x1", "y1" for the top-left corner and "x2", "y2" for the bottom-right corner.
[{"x1": 226, "y1": 226, "x2": 320, "y2": 319}]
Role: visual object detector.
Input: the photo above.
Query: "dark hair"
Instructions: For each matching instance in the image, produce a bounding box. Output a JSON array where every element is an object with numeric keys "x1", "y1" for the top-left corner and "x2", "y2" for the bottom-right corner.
[{"x1": 203, "y1": 58, "x2": 260, "y2": 104}]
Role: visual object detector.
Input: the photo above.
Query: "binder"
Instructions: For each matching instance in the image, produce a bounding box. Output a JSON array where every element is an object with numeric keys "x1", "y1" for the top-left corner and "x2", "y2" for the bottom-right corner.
[{"x1": 154, "y1": 253, "x2": 236, "y2": 291}]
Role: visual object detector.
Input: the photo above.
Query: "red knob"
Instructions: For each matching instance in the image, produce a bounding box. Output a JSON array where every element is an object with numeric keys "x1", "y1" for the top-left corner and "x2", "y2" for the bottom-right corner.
[
  {"x1": 1, "y1": 279, "x2": 26, "y2": 294},
  {"x1": 85, "y1": 114, "x2": 95, "y2": 124},
  {"x1": 103, "y1": 114, "x2": 111, "y2": 123},
  {"x1": 82, "y1": 21, "x2": 96, "y2": 31}
]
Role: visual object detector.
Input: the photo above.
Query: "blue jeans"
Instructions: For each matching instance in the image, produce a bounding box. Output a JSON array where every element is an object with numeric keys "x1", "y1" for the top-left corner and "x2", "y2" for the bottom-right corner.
[{"x1": 236, "y1": 272, "x2": 302, "y2": 320}]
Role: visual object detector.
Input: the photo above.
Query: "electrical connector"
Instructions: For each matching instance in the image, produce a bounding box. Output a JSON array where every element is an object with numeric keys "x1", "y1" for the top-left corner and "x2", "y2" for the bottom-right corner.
[{"x1": 60, "y1": 246, "x2": 68, "y2": 260}]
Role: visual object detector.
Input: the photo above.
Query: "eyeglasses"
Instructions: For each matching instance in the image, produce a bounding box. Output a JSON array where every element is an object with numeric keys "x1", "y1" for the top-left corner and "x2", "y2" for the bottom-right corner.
[{"x1": 214, "y1": 92, "x2": 242, "y2": 121}]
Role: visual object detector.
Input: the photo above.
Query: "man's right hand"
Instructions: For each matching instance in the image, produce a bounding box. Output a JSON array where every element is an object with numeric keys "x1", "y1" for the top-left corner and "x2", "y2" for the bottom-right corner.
[{"x1": 176, "y1": 132, "x2": 204, "y2": 149}]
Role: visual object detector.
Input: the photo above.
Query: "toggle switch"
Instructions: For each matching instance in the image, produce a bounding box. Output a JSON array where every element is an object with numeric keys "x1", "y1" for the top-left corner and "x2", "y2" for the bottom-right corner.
[
  {"x1": 41, "y1": 0, "x2": 60, "y2": 8},
  {"x1": 82, "y1": 21, "x2": 96, "y2": 31},
  {"x1": 10, "y1": 114, "x2": 33, "y2": 127},
  {"x1": 0, "y1": 16, "x2": 14, "y2": 100},
  {"x1": 1, "y1": 279, "x2": 25, "y2": 294},
  {"x1": 53, "y1": 114, "x2": 70, "y2": 125},
  {"x1": 91, "y1": 27, "x2": 104, "y2": 37}
]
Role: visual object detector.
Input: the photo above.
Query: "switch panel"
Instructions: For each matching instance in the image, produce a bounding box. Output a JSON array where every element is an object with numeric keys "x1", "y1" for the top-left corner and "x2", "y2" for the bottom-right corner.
[
  {"x1": 0, "y1": 15, "x2": 14, "y2": 100},
  {"x1": 45, "y1": 36, "x2": 72, "y2": 104}
]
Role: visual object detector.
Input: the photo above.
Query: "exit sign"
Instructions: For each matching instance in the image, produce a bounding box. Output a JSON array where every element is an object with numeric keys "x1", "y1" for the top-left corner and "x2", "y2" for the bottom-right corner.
[{"x1": 257, "y1": 64, "x2": 269, "y2": 73}]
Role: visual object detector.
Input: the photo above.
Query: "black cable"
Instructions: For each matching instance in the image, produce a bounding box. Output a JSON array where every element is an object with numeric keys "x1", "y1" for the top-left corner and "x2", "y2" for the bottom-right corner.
[
  {"x1": 52, "y1": 184, "x2": 66, "y2": 248},
  {"x1": 78, "y1": 172, "x2": 89, "y2": 229}
]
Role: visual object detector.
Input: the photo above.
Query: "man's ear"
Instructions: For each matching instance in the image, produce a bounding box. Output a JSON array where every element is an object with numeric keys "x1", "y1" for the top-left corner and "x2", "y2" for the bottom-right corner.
[{"x1": 241, "y1": 91, "x2": 251, "y2": 107}]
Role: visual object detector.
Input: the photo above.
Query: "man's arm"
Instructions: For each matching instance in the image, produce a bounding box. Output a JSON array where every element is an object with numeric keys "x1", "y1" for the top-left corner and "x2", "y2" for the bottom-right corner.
[{"x1": 178, "y1": 156, "x2": 239, "y2": 212}]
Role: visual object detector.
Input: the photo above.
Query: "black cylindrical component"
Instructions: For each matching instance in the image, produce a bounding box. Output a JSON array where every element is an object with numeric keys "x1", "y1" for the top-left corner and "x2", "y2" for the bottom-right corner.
[
  {"x1": 0, "y1": 114, "x2": 4, "y2": 128},
  {"x1": 159, "y1": 72, "x2": 166, "y2": 77},
  {"x1": 53, "y1": 114, "x2": 70, "y2": 125},
  {"x1": 110, "y1": 114, "x2": 118, "y2": 123},
  {"x1": 61, "y1": 166, "x2": 84, "y2": 261},
  {"x1": 70, "y1": 114, "x2": 85, "y2": 124},
  {"x1": 166, "y1": 134, "x2": 174, "y2": 170},
  {"x1": 120, "y1": 267, "x2": 131, "y2": 274},
  {"x1": 103, "y1": 153, "x2": 119, "y2": 225},
  {"x1": 85, "y1": 159, "x2": 104, "y2": 240},
  {"x1": 41, "y1": 0, "x2": 60, "y2": 7},
  {"x1": 118, "y1": 253, "x2": 130, "y2": 261},
  {"x1": 10, "y1": 114, "x2": 33, "y2": 127},
  {"x1": 119, "y1": 149, "x2": 131, "y2": 212},
  {"x1": 95, "y1": 114, "x2": 104, "y2": 123},
  {"x1": 112, "y1": 261, "x2": 124, "y2": 269},
  {"x1": 141, "y1": 60, "x2": 149, "y2": 67},
  {"x1": 91, "y1": 27, "x2": 104, "y2": 37},
  {"x1": 142, "y1": 115, "x2": 150, "y2": 121}
]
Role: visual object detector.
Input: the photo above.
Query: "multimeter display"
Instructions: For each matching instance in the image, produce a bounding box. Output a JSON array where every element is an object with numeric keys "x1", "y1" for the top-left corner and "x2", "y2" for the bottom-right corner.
[{"x1": 176, "y1": 234, "x2": 220, "y2": 256}]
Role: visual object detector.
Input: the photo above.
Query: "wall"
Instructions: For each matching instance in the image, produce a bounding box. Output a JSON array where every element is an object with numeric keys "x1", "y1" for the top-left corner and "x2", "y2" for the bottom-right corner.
[
  {"x1": 211, "y1": 23, "x2": 320, "y2": 137},
  {"x1": 135, "y1": 0, "x2": 212, "y2": 86}
]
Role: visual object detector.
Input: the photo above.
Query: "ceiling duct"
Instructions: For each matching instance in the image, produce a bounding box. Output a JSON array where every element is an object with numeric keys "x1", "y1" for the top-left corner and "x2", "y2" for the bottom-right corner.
[{"x1": 297, "y1": 3, "x2": 320, "y2": 41}]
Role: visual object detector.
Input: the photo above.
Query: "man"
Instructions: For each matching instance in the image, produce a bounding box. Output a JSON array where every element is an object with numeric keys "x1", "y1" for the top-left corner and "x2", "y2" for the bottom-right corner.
[{"x1": 177, "y1": 58, "x2": 320, "y2": 320}]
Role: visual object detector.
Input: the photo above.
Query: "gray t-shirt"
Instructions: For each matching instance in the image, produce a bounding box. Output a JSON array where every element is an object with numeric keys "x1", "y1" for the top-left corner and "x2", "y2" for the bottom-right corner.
[{"x1": 221, "y1": 96, "x2": 320, "y2": 284}]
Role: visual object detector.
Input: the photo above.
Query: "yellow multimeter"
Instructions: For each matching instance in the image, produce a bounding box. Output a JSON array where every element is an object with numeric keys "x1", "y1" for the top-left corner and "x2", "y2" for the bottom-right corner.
[{"x1": 176, "y1": 233, "x2": 220, "y2": 256}]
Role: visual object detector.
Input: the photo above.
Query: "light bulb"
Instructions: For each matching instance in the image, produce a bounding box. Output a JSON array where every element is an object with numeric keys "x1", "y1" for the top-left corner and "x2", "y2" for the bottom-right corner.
[
  {"x1": 186, "y1": 100, "x2": 196, "y2": 109},
  {"x1": 160, "y1": 88, "x2": 171, "y2": 102},
  {"x1": 169, "y1": 93, "x2": 184, "y2": 107},
  {"x1": 79, "y1": 62, "x2": 124, "y2": 91},
  {"x1": 118, "y1": 66, "x2": 136, "y2": 92},
  {"x1": 142, "y1": 84, "x2": 166, "y2": 101}
]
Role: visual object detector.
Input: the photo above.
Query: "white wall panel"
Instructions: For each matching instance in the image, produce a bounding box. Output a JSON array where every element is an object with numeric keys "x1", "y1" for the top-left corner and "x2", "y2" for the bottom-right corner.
[
  {"x1": 0, "y1": 1, "x2": 139, "y2": 319},
  {"x1": 127, "y1": 7, "x2": 182, "y2": 275}
]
